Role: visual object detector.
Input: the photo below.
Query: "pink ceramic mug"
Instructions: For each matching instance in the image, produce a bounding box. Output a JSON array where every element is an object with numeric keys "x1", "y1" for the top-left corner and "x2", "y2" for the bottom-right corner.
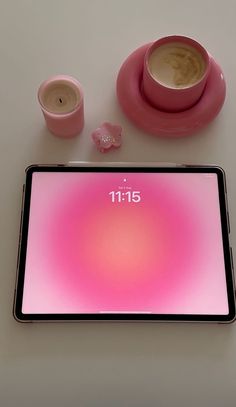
[{"x1": 142, "y1": 35, "x2": 211, "y2": 112}]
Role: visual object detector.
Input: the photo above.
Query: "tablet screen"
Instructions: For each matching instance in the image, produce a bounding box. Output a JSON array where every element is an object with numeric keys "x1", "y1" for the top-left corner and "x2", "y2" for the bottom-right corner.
[{"x1": 19, "y1": 168, "x2": 232, "y2": 318}]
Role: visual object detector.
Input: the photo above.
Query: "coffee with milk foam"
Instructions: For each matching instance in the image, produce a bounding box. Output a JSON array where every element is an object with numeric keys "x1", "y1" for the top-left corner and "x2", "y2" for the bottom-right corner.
[{"x1": 148, "y1": 42, "x2": 206, "y2": 89}]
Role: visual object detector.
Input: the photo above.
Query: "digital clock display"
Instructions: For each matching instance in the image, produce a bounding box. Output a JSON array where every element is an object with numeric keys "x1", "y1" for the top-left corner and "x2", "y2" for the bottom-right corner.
[{"x1": 109, "y1": 191, "x2": 141, "y2": 203}]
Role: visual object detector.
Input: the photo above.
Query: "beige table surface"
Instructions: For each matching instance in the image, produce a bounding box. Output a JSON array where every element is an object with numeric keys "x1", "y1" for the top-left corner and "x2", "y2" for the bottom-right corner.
[{"x1": 0, "y1": 1, "x2": 236, "y2": 406}]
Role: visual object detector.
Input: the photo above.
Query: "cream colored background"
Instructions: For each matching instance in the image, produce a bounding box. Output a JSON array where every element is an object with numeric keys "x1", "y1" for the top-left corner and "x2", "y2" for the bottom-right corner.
[{"x1": 0, "y1": 1, "x2": 236, "y2": 406}]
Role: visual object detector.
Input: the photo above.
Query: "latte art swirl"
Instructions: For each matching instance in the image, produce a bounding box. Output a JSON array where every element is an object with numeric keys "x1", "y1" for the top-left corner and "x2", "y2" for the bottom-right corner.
[
  {"x1": 164, "y1": 48, "x2": 205, "y2": 86},
  {"x1": 148, "y1": 42, "x2": 206, "y2": 89}
]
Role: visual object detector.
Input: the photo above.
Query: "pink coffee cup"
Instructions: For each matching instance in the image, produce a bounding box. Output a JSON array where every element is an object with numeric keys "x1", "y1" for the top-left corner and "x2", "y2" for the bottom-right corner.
[{"x1": 142, "y1": 35, "x2": 211, "y2": 112}]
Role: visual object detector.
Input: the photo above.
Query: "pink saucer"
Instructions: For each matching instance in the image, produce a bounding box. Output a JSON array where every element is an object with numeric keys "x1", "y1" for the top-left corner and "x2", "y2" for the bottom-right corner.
[{"x1": 116, "y1": 44, "x2": 226, "y2": 137}]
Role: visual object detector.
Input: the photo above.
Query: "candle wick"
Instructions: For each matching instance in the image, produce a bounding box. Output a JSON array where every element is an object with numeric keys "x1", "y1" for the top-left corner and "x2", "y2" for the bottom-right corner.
[{"x1": 59, "y1": 98, "x2": 63, "y2": 104}]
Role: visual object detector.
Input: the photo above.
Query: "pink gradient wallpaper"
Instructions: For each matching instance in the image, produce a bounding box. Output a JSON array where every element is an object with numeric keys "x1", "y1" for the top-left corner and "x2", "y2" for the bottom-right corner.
[{"x1": 22, "y1": 172, "x2": 229, "y2": 315}]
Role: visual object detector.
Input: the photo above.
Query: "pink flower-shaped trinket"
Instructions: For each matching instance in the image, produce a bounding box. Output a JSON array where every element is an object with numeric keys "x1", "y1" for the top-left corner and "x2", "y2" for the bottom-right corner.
[{"x1": 91, "y1": 122, "x2": 122, "y2": 153}]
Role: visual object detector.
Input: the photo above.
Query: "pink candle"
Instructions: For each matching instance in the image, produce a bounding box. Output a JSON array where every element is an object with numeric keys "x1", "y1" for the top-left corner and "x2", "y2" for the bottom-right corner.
[{"x1": 38, "y1": 75, "x2": 84, "y2": 138}]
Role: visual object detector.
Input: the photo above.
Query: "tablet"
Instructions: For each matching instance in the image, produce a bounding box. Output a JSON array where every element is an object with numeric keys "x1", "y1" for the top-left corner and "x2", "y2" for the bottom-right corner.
[{"x1": 14, "y1": 164, "x2": 235, "y2": 322}]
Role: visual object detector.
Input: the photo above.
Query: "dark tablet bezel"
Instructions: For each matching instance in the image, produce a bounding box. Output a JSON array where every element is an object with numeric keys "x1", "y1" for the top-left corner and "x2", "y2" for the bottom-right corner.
[{"x1": 14, "y1": 165, "x2": 235, "y2": 323}]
